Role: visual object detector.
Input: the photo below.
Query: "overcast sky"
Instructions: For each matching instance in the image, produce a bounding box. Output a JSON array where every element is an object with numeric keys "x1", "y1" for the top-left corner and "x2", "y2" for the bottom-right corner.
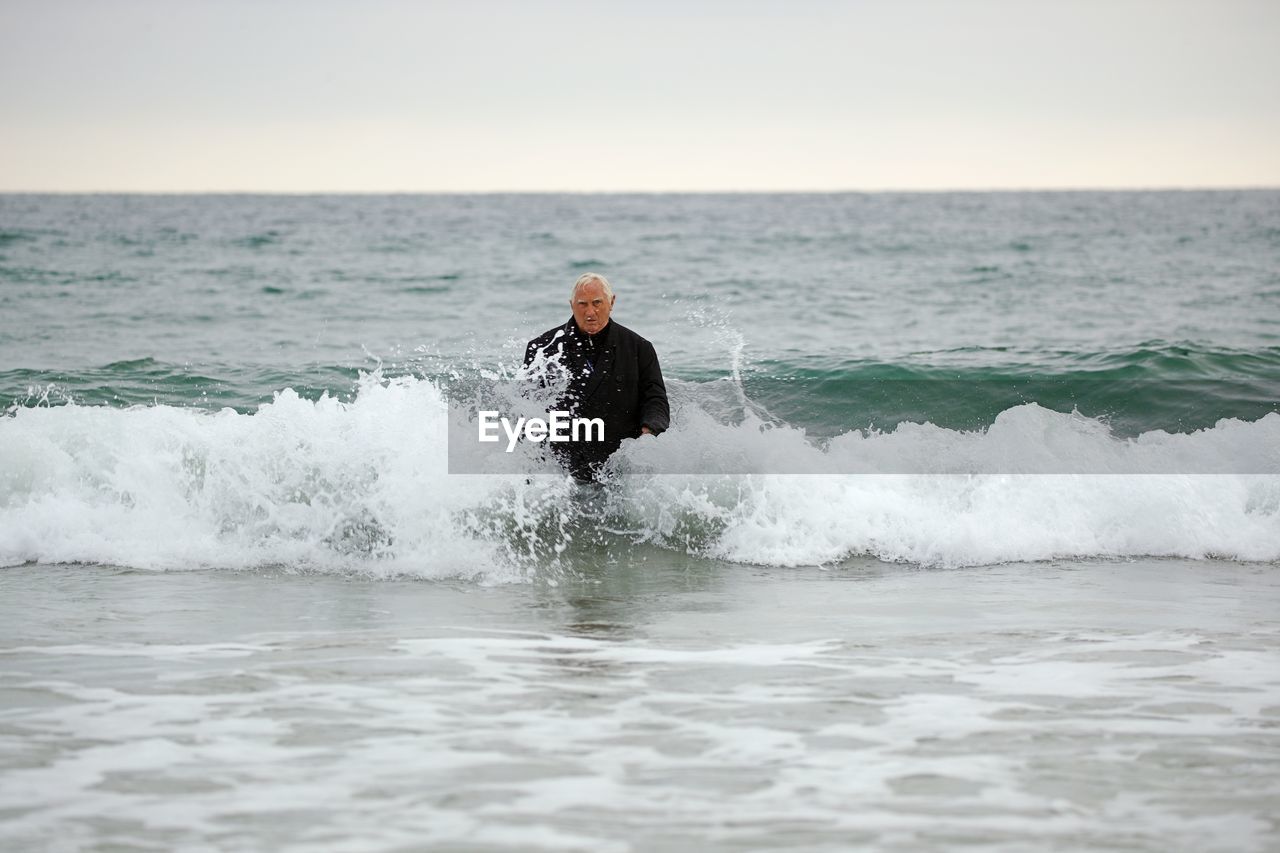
[{"x1": 2, "y1": 0, "x2": 1277, "y2": 191}]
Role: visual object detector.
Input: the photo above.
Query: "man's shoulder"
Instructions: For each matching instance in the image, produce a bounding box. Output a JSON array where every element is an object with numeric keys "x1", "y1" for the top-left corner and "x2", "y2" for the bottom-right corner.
[{"x1": 607, "y1": 321, "x2": 654, "y2": 350}]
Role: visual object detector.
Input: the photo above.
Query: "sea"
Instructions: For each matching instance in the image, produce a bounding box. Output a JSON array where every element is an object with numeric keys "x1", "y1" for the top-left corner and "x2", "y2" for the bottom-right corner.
[{"x1": 1, "y1": 191, "x2": 1278, "y2": 851}]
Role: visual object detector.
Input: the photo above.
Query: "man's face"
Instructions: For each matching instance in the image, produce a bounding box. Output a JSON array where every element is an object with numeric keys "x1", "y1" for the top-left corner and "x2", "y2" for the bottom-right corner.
[{"x1": 571, "y1": 281, "x2": 614, "y2": 335}]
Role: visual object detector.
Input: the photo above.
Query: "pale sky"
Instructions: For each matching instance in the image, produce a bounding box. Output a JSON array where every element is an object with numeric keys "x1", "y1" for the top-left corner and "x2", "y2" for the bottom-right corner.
[{"x1": 2, "y1": 0, "x2": 1277, "y2": 191}]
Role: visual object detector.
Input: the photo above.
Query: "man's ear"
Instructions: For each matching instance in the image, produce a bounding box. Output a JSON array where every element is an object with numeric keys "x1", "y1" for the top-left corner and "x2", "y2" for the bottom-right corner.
[{"x1": 611, "y1": 296, "x2": 617, "y2": 306}]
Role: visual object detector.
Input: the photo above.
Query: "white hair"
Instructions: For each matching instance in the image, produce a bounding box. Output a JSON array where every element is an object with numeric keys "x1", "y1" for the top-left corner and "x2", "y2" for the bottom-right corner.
[{"x1": 570, "y1": 272, "x2": 614, "y2": 302}]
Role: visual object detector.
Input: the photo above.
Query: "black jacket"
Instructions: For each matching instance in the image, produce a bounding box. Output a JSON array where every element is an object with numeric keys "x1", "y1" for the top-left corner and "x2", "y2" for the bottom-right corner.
[{"x1": 524, "y1": 318, "x2": 669, "y2": 477}]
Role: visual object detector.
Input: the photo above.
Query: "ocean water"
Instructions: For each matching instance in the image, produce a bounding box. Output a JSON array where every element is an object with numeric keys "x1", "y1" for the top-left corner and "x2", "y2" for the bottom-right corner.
[{"x1": 2, "y1": 192, "x2": 1279, "y2": 850}]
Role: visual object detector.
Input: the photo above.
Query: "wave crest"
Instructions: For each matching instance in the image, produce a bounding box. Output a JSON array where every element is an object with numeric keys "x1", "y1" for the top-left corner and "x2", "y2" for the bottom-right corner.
[{"x1": 1, "y1": 372, "x2": 1277, "y2": 576}]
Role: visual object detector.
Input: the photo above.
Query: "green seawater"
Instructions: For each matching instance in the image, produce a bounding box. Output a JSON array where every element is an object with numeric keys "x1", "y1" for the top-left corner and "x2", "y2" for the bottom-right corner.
[{"x1": 4, "y1": 192, "x2": 1278, "y2": 433}]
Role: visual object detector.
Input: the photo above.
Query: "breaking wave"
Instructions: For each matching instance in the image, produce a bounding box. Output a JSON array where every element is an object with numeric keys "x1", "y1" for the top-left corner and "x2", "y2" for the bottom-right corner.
[{"x1": 1, "y1": 370, "x2": 1278, "y2": 578}]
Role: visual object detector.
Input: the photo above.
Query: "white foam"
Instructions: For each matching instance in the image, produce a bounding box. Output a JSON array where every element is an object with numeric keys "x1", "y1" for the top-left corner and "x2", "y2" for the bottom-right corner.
[
  {"x1": 1, "y1": 374, "x2": 1277, "y2": 574},
  {"x1": 609, "y1": 403, "x2": 1280, "y2": 567},
  {"x1": 0, "y1": 373, "x2": 543, "y2": 579}
]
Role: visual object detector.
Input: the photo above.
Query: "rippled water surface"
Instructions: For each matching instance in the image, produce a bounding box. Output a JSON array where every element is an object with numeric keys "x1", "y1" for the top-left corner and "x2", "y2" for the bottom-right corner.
[{"x1": 2, "y1": 560, "x2": 1278, "y2": 852}]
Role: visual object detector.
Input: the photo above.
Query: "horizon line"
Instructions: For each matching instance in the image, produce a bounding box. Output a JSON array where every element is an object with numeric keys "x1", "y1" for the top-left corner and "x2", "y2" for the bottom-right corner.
[{"x1": 2, "y1": 185, "x2": 1278, "y2": 196}]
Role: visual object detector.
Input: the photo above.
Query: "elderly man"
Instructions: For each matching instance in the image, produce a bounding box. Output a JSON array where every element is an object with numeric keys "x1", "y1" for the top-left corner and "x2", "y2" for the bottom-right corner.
[{"x1": 524, "y1": 272, "x2": 670, "y2": 480}]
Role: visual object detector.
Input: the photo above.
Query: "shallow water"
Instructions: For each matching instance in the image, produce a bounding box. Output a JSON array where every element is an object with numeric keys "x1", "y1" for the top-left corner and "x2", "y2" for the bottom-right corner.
[{"x1": 2, "y1": 558, "x2": 1277, "y2": 852}]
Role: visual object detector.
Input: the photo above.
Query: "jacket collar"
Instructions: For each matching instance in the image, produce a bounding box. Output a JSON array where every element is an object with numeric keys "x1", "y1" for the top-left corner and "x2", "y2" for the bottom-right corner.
[{"x1": 564, "y1": 317, "x2": 612, "y2": 344}]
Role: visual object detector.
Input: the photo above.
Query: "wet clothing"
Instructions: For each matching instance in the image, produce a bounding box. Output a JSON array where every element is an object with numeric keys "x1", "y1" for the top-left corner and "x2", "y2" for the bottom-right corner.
[{"x1": 524, "y1": 318, "x2": 669, "y2": 480}]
